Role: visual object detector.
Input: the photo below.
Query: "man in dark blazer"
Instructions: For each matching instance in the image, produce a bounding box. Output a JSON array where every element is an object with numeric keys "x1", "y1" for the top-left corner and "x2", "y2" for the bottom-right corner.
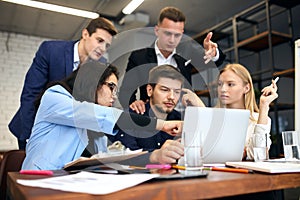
[
  {"x1": 119, "y1": 7, "x2": 226, "y2": 112},
  {"x1": 9, "y1": 17, "x2": 117, "y2": 149}
]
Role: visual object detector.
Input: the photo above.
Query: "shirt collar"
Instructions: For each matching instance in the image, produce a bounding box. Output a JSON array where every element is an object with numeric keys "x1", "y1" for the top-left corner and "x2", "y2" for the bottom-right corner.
[
  {"x1": 73, "y1": 41, "x2": 80, "y2": 70},
  {"x1": 154, "y1": 39, "x2": 176, "y2": 59}
]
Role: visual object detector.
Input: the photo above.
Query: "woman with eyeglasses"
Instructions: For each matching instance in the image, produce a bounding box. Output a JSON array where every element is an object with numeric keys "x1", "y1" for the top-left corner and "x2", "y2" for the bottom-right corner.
[{"x1": 22, "y1": 61, "x2": 182, "y2": 170}]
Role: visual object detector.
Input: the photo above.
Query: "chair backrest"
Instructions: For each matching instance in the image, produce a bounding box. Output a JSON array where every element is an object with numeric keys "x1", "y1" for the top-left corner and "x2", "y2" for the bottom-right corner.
[{"x1": 0, "y1": 150, "x2": 25, "y2": 200}]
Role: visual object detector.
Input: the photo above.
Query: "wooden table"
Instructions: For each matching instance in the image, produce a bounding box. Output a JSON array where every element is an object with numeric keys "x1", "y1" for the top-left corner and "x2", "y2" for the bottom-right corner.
[{"x1": 7, "y1": 171, "x2": 300, "y2": 200}]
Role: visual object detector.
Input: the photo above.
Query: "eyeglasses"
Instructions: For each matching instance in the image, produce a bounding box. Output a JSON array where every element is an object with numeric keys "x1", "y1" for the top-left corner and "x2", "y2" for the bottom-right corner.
[{"x1": 104, "y1": 82, "x2": 118, "y2": 96}]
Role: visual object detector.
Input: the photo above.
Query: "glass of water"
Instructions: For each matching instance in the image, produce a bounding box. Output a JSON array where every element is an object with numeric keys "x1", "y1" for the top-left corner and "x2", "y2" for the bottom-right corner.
[
  {"x1": 253, "y1": 133, "x2": 269, "y2": 162},
  {"x1": 183, "y1": 131, "x2": 203, "y2": 170}
]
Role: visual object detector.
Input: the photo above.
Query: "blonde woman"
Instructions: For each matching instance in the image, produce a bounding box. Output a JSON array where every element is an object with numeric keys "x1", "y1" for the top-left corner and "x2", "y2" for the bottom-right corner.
[{"x1": 182, "y1": 63, "x2": 278, "y2": 160}]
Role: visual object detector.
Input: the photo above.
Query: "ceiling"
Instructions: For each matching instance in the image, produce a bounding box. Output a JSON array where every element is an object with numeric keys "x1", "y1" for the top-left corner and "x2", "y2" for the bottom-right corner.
[{"x1": 0, "y1": 0, "x2": 264, "y2": 40}]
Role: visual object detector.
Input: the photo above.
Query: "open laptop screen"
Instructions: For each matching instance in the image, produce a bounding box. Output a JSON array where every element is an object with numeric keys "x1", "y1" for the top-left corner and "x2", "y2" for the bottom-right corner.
[{"x1": 182, "y1": 107, "x2": 250, "y2": 163}]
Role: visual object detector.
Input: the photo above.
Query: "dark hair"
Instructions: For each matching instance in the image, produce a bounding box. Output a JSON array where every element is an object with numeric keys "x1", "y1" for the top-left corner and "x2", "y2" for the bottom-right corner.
[
  {"x1": 34, "y1": 64, "x2": 119, "y2": 110},
  {"x1": 97, "y1": 64, "x2": 119, "y2": 87},
  {"x1": 148, "y1": 64, "x2": 184, "y2": 85},
  {"x1": 158, "y1": 7, "x2": 186, "y2": 24},
  {"x1": 86, "y1": 17, "x2": 118, "y2": 36}
]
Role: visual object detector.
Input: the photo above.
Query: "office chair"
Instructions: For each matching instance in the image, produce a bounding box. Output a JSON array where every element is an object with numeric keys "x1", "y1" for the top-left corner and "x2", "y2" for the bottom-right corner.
[{"x1": 0, "y1": 150, "x2": 25, "y2": 200}]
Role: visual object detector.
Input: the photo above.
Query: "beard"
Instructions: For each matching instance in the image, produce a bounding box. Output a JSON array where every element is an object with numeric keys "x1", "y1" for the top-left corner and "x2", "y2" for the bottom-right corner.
[{"x1": 153, "y1": 103, "x2": 173, "y2": 114}]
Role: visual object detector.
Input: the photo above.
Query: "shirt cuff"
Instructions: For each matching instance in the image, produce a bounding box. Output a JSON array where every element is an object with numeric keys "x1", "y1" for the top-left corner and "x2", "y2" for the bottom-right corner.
[{"x1": 211, "y1": 48, "x2": 220, "y2": 62}]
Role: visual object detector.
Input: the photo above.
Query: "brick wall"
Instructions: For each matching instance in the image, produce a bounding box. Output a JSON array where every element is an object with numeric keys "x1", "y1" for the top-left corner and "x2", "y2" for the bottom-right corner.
[{"x1": 0, "y1": 31, "x2": 48, "y2": 150}]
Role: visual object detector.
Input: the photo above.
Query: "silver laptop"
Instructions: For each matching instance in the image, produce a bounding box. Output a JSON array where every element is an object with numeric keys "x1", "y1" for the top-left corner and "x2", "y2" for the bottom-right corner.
[{"x1": 182, "y1": 107, "x2": 250, "y2": 163}]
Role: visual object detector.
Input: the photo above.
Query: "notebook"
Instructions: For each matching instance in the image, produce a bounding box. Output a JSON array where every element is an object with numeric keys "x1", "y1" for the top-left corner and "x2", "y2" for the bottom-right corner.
[
  {"x1": 226, "y1": 161, "x2": 300, "y2": 173},
  {"x1": 182, "y1": 107, "x2": 250, "y2": 163}
]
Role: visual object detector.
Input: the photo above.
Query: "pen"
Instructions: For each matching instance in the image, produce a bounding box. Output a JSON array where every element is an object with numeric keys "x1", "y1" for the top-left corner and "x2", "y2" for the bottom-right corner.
[
  {"x1": 20, "y1": 170, "x2": 54, "y2": 176},
  {"x1": 170, "y1": 165, "x2": 251, "y2": 174},
  {"x1": 145, "y1": 164, "x2": 171, "y2": 169},
  {"x1": 185, "y1": 59, "x2": 191, "y2": 66},
  {"x1": 204, "y1": 167, "x2": 251, "y2": 174},
  {"x1": 171, "y1": 165, "x2": 186, "y2": 170}
]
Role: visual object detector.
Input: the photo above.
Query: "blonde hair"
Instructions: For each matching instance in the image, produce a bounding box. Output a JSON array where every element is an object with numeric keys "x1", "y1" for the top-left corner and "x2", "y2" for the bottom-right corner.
[{"x1": 216, "y1": 63, "x2": 259, "y2": 121}]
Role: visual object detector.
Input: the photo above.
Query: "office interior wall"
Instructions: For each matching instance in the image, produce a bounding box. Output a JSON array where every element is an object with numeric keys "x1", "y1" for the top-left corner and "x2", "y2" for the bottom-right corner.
[{"x1": 0, "y1": 31, "x2": 48, "y2": 150}]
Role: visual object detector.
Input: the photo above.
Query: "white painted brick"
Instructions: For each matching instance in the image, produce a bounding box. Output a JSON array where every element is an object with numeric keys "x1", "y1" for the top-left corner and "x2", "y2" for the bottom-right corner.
[{"x1": 0, "y1": 30, "x2": 50, "y2": 150}]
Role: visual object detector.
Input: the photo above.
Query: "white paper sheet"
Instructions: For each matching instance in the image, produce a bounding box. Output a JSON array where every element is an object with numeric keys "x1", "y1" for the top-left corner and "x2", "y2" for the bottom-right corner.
[{"x1": 17, "y1": 171, "x2": 159, "y2": 195}]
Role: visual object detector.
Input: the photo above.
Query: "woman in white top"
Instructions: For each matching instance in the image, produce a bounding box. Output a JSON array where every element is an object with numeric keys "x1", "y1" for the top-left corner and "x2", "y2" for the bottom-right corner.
[{"x1": 182, "y1": 63, "x2": 278, "y2": 160}]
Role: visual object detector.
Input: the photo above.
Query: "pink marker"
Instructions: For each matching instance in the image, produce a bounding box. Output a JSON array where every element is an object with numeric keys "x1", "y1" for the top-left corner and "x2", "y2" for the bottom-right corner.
[
  {"x1": 145, "y1": 164, "x2": 171, "y2": 169},
  {"x1": 20, "y1": 170, "x2": 54, "y2": 176}
]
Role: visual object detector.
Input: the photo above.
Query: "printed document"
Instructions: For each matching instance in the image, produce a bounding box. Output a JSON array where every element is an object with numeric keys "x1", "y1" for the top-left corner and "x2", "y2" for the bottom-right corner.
[{"x1": 17, "y1": 171, "x2": 158, "y2": 195}]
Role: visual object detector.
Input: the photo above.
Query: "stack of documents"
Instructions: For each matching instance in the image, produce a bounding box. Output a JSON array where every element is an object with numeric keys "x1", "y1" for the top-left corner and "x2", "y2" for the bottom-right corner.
[{"x1": 226, "y1": 160, "x2": 300, "y2": 173}]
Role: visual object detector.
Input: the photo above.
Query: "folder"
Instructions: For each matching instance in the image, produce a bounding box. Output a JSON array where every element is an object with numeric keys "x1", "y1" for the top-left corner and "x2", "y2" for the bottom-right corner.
[{"x1": 64, "y1": 150, "x2": 147, "y2": 171}]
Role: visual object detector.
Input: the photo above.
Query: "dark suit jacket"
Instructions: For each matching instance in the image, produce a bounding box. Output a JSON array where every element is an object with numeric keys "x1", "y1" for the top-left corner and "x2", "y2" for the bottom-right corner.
[
  {"x1": 108, "y1": 102, "x2": 181, "y2": 152},
  {"x1": 9, "y1": 40, "x2": 76, "y2": 140},
  {"x1": 119, "y1": 47, "x2": 225, "y2": 108},
  {"x1": 9, "y1": 40, "x2": 106, "y2": 141}
]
